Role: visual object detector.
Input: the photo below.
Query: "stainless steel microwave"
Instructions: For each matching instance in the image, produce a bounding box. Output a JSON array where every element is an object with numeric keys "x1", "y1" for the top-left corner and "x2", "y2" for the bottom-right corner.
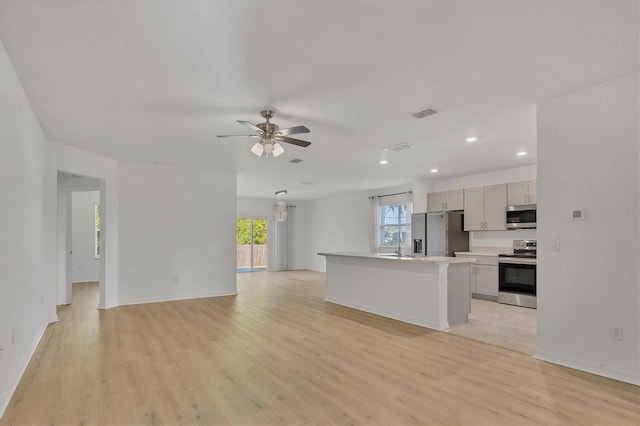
[{"x1": 506, "y1": 204, "x2": 536, "y2": 229}]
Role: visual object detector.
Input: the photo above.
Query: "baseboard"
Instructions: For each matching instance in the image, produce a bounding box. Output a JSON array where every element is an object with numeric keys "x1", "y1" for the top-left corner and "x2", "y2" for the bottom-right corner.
[
  {"x1": 97, "y1": 302, "x2": 118, "y2": 310},
  {"x1": 325, "y1": 296, "x2": 446, "y2": 331},
  {"x1": 472, "y1": 293, "x2": 498, "y2": 302},
  {"x1": 534, "y1": 350, "x2": 640, "y2": 386},
  {"x1": 119, "y1": 290, "x2": 238, "y2": 306},
  {"x1": 0, "y1": 323, "x2": 48, "y2": 419}
]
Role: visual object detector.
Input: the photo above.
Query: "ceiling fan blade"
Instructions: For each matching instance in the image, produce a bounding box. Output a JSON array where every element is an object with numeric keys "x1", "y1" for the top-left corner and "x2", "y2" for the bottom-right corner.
[
  {"x1": 237, "y1": 120, "x2": 263, "y2": 133},
  {"x1": 217, "y1": 134, "x2": 259, "y2": 138},
  {"x1": 274, "y1": 135, "x2": 311, "y2": 147},
  {"x1": 277, "y1": 125, "x2": 310, "y2": 136}
]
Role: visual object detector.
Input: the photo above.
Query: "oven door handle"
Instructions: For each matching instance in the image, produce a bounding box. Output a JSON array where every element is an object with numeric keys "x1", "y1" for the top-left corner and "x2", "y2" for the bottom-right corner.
[{"x1": 498, "y1": 257, "x2": 537, "y2": 265}]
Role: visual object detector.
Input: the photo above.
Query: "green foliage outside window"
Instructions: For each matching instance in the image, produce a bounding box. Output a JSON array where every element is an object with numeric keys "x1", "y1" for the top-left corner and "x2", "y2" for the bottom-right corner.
[{"x1": 236, "y1": 218, "x2": 267, "y2": 245}]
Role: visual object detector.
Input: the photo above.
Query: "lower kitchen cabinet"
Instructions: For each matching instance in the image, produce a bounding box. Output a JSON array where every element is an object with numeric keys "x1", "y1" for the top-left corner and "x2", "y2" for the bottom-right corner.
[
  {"x1": 455, "y1": 254, "x2": 499, "y2": 300},
  {"x1": 472, "y1": 264, "x2": 498, "y2": 298}
]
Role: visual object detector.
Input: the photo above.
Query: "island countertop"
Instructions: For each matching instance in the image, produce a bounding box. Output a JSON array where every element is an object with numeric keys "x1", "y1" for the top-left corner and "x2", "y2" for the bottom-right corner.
[
  {"x1": 318, "y1": 252, "x2": 476, "y2": 264},
  {"x1": 320, "y1": 251, "x2": 474, "y2": 330}
]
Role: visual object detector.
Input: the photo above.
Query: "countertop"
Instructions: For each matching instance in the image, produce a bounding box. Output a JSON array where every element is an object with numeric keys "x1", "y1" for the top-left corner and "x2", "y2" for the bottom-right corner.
[
  {"x1": 318, "y1": 252, "x2": 476, "y2": 264},
  {"x1": 454, "y1": 247, "x2": 512, "y2": 257}
]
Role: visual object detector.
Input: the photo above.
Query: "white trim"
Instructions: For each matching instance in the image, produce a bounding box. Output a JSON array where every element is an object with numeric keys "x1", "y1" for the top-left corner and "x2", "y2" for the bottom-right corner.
[
  {"x1": 118, "y1": 291, "x2": 238, "y2": 306},
  {"x1": 0, "y1": 323, "x2": 48, "y2": 419},
  {"x1": 94, "y1": 203, "x2": 100, "y2": 259},
  {"x1": 534, "y1": 351, "x2": 640, "y2": 386}
]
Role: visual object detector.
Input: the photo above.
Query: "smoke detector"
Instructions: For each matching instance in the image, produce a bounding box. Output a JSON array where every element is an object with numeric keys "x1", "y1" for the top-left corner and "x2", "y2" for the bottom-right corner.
[{"x1": 411, "y1": 108, "x2": 438, "y2": 119}]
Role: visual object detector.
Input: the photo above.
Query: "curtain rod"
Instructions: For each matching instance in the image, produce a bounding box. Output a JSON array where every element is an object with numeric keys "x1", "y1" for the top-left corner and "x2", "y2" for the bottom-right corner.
[{"x1": 368, "y1": 190, "x2": 412, "y2": 200}]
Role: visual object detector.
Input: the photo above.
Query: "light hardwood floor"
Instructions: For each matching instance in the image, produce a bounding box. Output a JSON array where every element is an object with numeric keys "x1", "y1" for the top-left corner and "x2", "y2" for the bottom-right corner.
[{"x1": 1, "y1": 271, "x2": 638, "y2": 425}]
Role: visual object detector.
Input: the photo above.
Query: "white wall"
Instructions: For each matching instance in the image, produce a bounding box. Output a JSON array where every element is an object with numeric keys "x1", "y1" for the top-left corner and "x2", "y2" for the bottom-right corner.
[
  {"x1": 305, "y1": 185, "x2": 411, "y2": 272},
  {"x1": 0, "y1": 40, "x2": 50, "y2": 417},
  {"x1": 411, "y1": 178, "x2": 432, "y2": 214},
  {"x1": 118, "y1": 163, "x2": 237, "y2": 304},
  {"x1": 71, "y1": 191, "x2": 100, "y2": 283},
  {"x1": 536, "y1": 74, "x2": 639, "y2": 385},
  {"x1": 429, "y1": 164, "x2": 537, "y2": 193}
]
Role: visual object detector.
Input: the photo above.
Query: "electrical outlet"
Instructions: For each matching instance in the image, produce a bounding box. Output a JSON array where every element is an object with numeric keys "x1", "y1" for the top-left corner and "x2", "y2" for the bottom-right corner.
[{"x1": 609, "y1": 326, "x2": 623, "y2": 341}]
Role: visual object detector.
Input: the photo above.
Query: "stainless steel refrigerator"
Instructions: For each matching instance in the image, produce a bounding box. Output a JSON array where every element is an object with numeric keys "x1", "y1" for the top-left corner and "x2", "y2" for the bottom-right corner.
[{"x1": 411, "y1": 212, "x2": 469, "y2": 256}]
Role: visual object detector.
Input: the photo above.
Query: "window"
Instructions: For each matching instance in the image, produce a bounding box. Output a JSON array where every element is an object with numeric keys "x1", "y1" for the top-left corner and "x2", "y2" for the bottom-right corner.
[
  {"x1": 94, "y1": 204, "x2": 100, "y2": 258},
  {"x1": 379, "y1": 203, "x2": 409, "y2": 248},
  {"x1": 236, "y1": 218, "x2": 268, "y2": 272}
]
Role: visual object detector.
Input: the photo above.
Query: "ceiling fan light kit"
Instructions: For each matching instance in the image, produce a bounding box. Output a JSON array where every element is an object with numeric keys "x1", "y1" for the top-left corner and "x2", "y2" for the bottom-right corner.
[{"x1": 218, "y1": 110, "x2": 311, "y2": 158}]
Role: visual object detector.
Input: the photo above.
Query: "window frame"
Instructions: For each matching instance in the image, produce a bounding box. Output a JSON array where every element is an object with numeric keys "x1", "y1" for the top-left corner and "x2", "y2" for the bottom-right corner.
[
  {"x1": 378, "y1": 202, "x2": 411, "y2": 250},
  {"x1": 94, "y1": 204, "x2": 100, "y2": 259}
]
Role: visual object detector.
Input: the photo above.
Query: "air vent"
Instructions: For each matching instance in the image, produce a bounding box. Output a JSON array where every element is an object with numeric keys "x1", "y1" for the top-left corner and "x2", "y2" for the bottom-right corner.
[
  {"x1": 384, "y1": 143, "x2": 415, "y2": 152},
  {"x1": 411, "y1": 108, "x2": 438, "y2": 119},
  {"x1": 290, "y1": 158, "x2": 303, "y2": 164}
]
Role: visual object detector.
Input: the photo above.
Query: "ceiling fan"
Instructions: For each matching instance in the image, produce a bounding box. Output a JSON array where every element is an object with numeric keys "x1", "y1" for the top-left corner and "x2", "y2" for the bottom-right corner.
[{"x1": 217, "y1": 110, "x2": 311, "y2": 157}]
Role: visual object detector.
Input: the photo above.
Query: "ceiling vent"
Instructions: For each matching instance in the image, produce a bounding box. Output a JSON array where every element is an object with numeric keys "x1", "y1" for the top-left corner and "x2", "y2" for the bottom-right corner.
[
  {"x1": 384, "y1": 143, "x2": 415, "y2": 152},
  {"x1": 289, "y1": 158, "x2": 303, "y2": 164},
  {"x1": 411, "y1": 108, "x2": 438, "y2": 119}
]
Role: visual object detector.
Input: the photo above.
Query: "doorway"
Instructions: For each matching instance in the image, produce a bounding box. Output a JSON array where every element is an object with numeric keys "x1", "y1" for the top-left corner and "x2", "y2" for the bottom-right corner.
[
  {"x1": 57, "y1": 172, "x2": 103, "y2": 307},
  {"x1": 236, "y1": 218, "x2": 268, "y2": 272}
]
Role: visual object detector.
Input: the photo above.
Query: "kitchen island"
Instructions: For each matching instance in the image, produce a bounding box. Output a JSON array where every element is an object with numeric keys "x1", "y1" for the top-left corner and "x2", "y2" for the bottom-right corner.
[{"x1": 318, "y1": 252, "x2": 476, "y2": 330}]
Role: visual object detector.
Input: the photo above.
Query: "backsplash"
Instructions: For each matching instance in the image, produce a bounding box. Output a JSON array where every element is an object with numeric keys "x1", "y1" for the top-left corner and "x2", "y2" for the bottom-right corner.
[{"x1": 470, "y1": 229, "x2": 537, "y2": 250}]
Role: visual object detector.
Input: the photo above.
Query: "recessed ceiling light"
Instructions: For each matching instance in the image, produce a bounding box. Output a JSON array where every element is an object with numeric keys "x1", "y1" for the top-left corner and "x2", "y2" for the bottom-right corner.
[
  {"x1": 465, "y1": 137, "x2": 478, "y2": 143},
  {"x1": 379, "y1": 160, "x2": 389, "y2": 165},
  {"x1": 430, "y1": 169, "x2": 439, "y2": 173},
  {"x1": 275, "y1": 190, "x2": 287, "y2": 196},
  {"x1": 517, "y1": 151, "x2": 527, "y2": 156}
]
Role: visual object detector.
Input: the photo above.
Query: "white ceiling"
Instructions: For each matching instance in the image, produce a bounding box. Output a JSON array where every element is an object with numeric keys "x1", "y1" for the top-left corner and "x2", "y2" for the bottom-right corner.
[{"x1": 0, "y1": 1, "x2": 637, "y2": 199}]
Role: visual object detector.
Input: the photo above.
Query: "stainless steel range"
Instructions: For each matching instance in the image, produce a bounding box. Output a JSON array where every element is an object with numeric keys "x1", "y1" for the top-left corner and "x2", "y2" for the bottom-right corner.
[{"x1": 498, "y1": 240, "x2": 537, "y2": 308}]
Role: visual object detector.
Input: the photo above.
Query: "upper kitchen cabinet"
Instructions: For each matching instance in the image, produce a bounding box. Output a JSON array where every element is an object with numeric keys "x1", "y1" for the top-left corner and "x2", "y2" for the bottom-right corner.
[
  {"x1": 427, "y1": 189, "x2": 464, "y2": 212},
  {"x1": 507, "y1": 180, "x2": 537, "y2": 205},
  {"x1": 464, "y1": 184, "x2": 507, "y2": 231}
]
